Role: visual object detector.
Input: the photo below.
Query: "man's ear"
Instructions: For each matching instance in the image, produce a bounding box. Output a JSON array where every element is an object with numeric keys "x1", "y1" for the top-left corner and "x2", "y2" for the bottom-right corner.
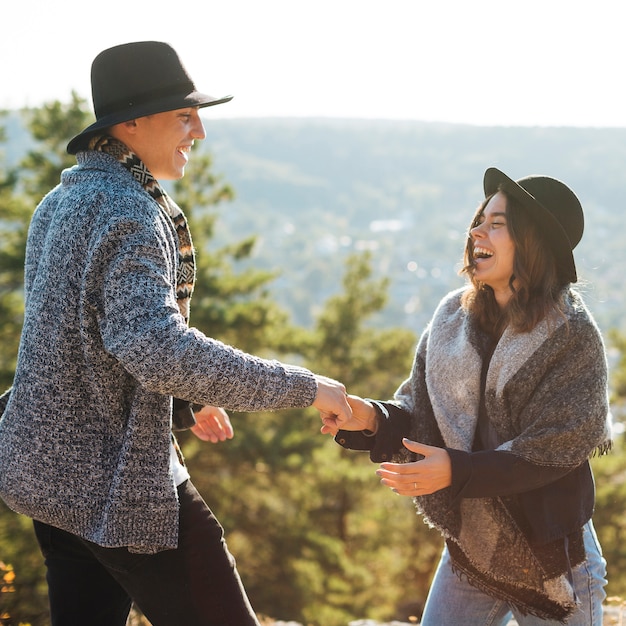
[
  {"x1": 109, "y1": 119, "x2": 138, "y2": 141},
  {"x1": 120, "y1": 119, "x2": 139, "y2": 133}
]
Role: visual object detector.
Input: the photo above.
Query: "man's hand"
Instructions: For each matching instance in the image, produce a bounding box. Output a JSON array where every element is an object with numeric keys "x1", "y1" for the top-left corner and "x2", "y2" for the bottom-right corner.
[
  {"x1": 320, "y1": 395, "x2": 377, "y2": 436},
  {"x1": 312, "y1": 375, "x2": 352, "y2": 429},
  {"x1": 190, "y1": 405, "x2": 234, "y2": 443},
  {"x1": 376, "y1": 439, "x2": 452, "y2": 496}
]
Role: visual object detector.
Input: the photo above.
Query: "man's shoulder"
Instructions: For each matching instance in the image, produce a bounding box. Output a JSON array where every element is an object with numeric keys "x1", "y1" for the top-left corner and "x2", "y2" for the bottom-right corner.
[
  {"x1": 67, "y1": 151, "x2": 136, "y2": 191},
  {"x1": 60, "y1": 153, "x2": 155, "y2": 216}
]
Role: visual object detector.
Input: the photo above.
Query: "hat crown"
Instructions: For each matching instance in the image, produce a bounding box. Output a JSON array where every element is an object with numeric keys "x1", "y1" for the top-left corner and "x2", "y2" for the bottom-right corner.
[
  {"x1": 515, "y1": 175, "x2": 584, "y2": 250},
  {"x1": 483, "y1": 167, "x2": 584, "y2": 284},
  {"x1": 91, "y1": 41, "x2": 195, "y2": 119}
]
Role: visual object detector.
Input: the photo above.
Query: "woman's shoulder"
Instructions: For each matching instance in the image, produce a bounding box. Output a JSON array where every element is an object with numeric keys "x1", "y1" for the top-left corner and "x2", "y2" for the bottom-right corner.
[
  {"x1": 433, "y1": 286, "x2": 470, "y2": 318},
  {"x1": 563, "y1": 288, "x2": 601, "y2": 329},
  {"x1": 548, "y1": 289, "x2": 606, "y2": 356},
  {"x1": 420, "y1": 287, "x2": 473, "y2": 343}
]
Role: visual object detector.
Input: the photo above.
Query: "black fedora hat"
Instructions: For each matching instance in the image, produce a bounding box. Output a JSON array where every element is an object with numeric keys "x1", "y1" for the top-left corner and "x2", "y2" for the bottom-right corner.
[
  {"x1": 483, "y1": 167, "x2": 584, "y2": 284},
  {"x1": 67, "y1": 41, "x2": 233, "y2": 154}
]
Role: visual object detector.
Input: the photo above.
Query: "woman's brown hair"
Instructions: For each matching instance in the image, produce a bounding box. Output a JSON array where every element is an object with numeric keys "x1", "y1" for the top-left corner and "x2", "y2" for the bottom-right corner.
[{"x1": 460, "y1": 190, "x2": 566, "y2": 337}]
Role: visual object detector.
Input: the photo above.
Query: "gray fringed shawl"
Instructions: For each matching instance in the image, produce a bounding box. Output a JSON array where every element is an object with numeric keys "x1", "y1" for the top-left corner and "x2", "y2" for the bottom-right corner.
[{"x1": 392, "y1": 287, "x2": 611, "y2": 620}]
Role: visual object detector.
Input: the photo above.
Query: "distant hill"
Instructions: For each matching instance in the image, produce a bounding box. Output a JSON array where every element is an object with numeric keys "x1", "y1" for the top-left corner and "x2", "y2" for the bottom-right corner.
[
  {"x1": 5, "y1": 113, "x2": 626, "y2": 335},
  {"x1": 199, "y1": 118, "x2": 626, "y2": 335}
]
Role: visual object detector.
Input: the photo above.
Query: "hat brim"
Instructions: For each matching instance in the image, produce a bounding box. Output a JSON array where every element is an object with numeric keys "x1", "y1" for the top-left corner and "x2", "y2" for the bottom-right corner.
[
  {"x1": 483, "y1": 167, "x2": 578, "y2": 284},
  {"x1": 67, "y1": 92, "x2": 233, "y2": 154}
]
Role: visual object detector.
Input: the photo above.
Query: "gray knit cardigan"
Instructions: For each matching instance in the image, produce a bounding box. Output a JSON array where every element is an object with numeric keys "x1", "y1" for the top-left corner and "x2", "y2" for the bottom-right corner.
[{"x1": 0, "y1": 151, "x2": 317, "y2": 553}]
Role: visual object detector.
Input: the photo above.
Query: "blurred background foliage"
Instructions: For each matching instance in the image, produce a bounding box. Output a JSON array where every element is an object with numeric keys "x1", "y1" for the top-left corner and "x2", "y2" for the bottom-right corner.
[{"x1": 1, "y1": 98, "x2": 625, "y2": 626}]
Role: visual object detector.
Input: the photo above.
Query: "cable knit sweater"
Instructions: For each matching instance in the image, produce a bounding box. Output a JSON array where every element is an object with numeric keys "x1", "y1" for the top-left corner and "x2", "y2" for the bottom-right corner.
[{"x1": 0, "y1": 151, "x2": 317, "y2": 553}]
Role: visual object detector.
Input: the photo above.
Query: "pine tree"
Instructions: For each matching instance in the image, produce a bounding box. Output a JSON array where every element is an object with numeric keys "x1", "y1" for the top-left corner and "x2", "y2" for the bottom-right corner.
[
  {"x1": 173, "y1": 150, "x2": 298, "y2": 355},
  {"x1": 0, "y1": 121, "x2": 28, "y2": 390}
]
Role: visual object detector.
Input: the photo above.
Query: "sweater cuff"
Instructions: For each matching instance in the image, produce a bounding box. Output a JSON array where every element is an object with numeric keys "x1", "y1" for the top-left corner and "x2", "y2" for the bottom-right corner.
[
  {"x1": 335, "y1": 400, "x2": 407, "y2": 463},
  {"x1": 447, "y1": 447, "x2": 472, "y2": 507},
  {"x1": 280, "y1": 365, "x2": 318, "y2": 408}
]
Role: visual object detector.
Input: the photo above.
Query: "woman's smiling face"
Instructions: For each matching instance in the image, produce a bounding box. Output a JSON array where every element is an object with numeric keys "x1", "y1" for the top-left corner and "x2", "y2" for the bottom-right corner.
[{"x1": 469, "y1": 191, "x2": 516, "y2": 307}]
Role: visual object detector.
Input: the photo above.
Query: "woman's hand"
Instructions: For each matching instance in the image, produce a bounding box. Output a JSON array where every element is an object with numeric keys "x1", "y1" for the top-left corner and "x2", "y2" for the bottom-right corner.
[
  {"x1": 320, "y1": 395, "x2": 377, "y2": 436},
  {"x1": 190, "y1": 405, "x2": 234, "y2": 443},
  {"x1": 376, "y1": 438, "x2": 452, "y2": 496}
]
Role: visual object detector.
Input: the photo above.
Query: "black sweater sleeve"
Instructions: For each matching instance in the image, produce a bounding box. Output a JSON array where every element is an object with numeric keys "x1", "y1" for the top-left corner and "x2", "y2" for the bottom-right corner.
[
  {"x1": 335, "y1": 400, "x2": 576, "y2": 505},
  {"x1": 447, "y1": 447, "x2": 575, "y2": 503},
  {"x1": 335, "y1": 399, "x2": 574, "y2": 498}
]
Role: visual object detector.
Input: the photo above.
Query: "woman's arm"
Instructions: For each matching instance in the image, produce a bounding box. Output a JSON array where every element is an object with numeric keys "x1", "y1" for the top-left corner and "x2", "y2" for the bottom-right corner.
[
  {"x1": 446, "y1": 447, "x2": 574, "y2": 501},
  {"x1": 375, "y1": 442, "x2": 576, "y2": 499}
]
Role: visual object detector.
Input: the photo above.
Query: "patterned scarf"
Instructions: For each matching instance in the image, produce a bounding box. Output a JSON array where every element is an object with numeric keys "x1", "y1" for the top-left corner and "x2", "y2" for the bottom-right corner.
[{"x1": 88, "y1": 134, "x2": 196, "y2": 323}]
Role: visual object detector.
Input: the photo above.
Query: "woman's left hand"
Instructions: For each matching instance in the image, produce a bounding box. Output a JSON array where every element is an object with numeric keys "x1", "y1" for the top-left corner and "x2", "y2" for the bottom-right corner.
[
  {"x1": 190, "y1": 405, "x2": 234, "y2": 443},
  {"x1": 376, "y1": 438, "x2": 452, "y2": 496}
]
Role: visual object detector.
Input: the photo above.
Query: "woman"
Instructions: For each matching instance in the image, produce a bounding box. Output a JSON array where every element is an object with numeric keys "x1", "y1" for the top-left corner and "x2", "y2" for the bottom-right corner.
[{"x1": 323, "y1": 167, "x2": 611, "y2": 625}]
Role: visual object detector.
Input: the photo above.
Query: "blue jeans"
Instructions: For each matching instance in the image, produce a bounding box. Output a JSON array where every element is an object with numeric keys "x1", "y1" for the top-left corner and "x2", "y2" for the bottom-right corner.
[
  {"x1": 33, "y1": 480, "x2": 260, "y2": 626},
  {"x1": 420, "y1": 521, "x2": 607, "y2": 626}
]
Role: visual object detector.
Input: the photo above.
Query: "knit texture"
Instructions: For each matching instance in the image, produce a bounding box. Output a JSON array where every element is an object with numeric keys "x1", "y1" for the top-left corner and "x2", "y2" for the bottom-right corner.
[
  {"x1": 88, "y1": 134, "x2": 196, "y2": 322},
  {"x1": 392, "y1": 287, "x2": 611, "y2": 620},
  {"x1": 0, "y1": 151, "x2": 317, "y2": 553},
  {"x1": 89, "y1": 134, "x2": 198, "y2": 436}
]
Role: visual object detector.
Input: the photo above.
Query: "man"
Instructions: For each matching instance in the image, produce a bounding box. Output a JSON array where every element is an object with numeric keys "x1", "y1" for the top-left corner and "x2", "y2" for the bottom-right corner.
[{"x1": 0, "y1": 41, "x2": 350, "y2": 625}]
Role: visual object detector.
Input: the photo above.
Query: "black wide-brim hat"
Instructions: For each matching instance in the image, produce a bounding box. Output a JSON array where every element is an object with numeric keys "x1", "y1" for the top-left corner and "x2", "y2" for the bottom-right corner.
[
  {"x1": 483, "y1": 167, "x2": 584, "y2": 285},
  {"x1": 67, "y1": 41, "x2": 233, "y2": 154}
]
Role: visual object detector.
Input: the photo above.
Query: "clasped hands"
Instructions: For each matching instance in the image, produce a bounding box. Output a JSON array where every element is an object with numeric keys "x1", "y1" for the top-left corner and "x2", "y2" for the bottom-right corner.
[
  {"x1": 190, "y1": 377, "x2": 451, "y2": 496},
  {"x1": 318, "y1": 385, "x2": 452, "y2": 497}
]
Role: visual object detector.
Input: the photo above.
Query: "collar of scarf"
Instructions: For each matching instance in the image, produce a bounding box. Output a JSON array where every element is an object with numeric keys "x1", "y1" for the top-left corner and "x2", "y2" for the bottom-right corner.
[{"x1": 88, "y1": 134, "x2": 196, "y2": 323}]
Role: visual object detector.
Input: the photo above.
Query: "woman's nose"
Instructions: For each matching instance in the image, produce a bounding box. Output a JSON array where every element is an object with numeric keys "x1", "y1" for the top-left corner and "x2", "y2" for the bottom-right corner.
[{"x1": 470, "y1": 224, "x2": 484, "y2": 239}]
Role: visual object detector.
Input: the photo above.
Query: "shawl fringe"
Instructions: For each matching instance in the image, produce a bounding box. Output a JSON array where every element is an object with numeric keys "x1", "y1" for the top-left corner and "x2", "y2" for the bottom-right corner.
[
  {"x1": 448, "y1": 548, "x2": 574, "y2": 623},
  {"x1": 593, "y1": 440, "x2": 612, "y2": 457}
]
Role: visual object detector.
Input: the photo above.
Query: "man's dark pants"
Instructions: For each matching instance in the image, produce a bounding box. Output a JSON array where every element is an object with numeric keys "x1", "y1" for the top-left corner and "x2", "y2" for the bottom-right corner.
[{"x1": 33, "y1": 480, "x2": 259, "y2": 626}]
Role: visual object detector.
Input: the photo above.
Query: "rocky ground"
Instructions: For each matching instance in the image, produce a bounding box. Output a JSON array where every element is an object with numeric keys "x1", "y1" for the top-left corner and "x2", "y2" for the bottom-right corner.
[
  {"x1": 264, "y1": 599, "x2": 626, "y2": 625},
  {"x1": 129, "y1": 599, "x2": 626, "y2": 625}
]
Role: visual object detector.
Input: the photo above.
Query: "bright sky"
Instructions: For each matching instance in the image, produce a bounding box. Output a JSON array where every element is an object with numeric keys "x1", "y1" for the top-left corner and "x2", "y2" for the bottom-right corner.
[{"x1": 2, "y1": 0, "x2": 625, "y2": 127}]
